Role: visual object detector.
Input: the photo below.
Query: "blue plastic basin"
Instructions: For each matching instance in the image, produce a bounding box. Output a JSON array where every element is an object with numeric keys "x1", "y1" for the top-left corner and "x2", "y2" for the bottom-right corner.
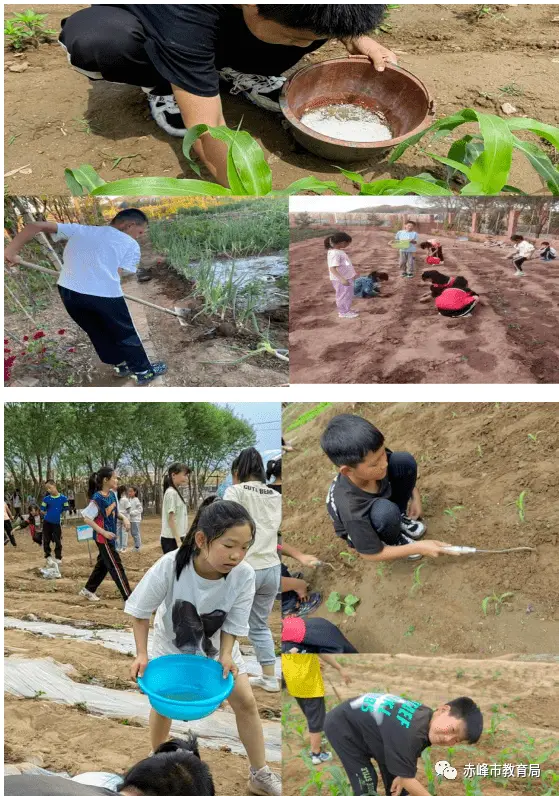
[{"x1": 137, "y1": 654, "x2": 234, "y2": 721}]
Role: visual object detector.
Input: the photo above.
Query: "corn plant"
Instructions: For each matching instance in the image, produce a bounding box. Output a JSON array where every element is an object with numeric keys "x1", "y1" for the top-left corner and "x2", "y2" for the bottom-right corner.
[
  {"x1": 64, "y1": 109, "x2": 559, "y2": 198},
  {"x1": 482, "y1": 592, "x2": 514, "y2": 616},
  {"x1": 421, "y1": 749, "x2": 437, "y2": 796},
  {"x1": 464, "y1": 777, "x2": 484, "y2": 796},
  {"x1": 444, "y1": 505, "x2": 464, "y2": 519},
  {"x1": 4, "y1": 9, "x2": 56, "y2": 50},
  {"x1": 339, "y1": 551, "x2": 357, "y2": 564},
  {"x1": 410, "y1": 562, "x2": 426, "y2": 595},
  {"x1": 516, "y1": 490, "x2": 527, "y2": 522},
  {"x1": 323, "y1": 765, "x2": 353, "y2": 795}
]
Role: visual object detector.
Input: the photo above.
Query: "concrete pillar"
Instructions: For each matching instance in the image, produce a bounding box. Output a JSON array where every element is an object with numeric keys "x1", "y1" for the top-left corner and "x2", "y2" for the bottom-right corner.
[
  {"x1": 471, "y1": 212, "x2": 479, "y2": 234},
  {"x1": 507, "y1": 209, "x2": 521, "y2": 238}
]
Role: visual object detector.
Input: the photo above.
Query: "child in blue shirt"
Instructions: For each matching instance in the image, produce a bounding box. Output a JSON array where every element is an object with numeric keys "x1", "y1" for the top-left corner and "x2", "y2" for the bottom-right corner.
[
  {"x1": 40, "y1": 480, "x2": 69, "y2": 564},
  {"x1": 354, "y1": 271, "x2": 389, "y2": 298},
  {"x1": 393, "y1": 222, "x2": 418, "y2": 278}
]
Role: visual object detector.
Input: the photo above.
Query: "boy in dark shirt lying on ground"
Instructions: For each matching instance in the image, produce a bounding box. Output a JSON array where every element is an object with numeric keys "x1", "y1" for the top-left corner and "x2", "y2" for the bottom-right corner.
[
  {"x1": 59, "y1": 5, "x2": 396, "y2": 187},
  {"x1": 322, "y1": 414, "x2": 460, "y2": 562},
  {"x1": 324, "y1": 694, "x2": 483, "y2": 796}
]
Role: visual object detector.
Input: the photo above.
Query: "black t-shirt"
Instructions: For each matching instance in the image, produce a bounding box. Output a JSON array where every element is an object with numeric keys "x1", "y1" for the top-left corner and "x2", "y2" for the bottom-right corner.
[
  {"x1": 115, "y1": 5, "x2": 326, "y2": 95},
  {"x1": 326, "y1": 452, "x2": 394, "y2": 555},
  {"x1": 4, "y1": 776, "x2": 113, "y2": 796},
  {"x1": 337, "y1": 694, "x2": 433, "y2": 778}
]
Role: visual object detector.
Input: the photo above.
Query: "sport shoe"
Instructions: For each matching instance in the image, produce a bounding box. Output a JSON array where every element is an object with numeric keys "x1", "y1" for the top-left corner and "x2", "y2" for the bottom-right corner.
[
  {"x1": 513, "y1": 271, "x2": 525, "y2": 277},
  {"x1": 146, "y1": 93, "x2": 187, "y2": 137},
  {"x1": 339, "y1": 312, "x2": 359, "y2": 319},
  {"x1": 249, "y1": 675, "x2": 280, "y2": 693},
  {"x1": 219, "y1": 67, "x2": 285, "y2": 113},
  {"x1": 311, "y1": 751, "x2": 333, "y2": 765},
  {"x1": 79, "y1": 587, "x2": 101, "y2": 602},
  {"x1": 133, "y1": 361, "x2": 168, "y2": 386},
  {"x1": 397, "y1": 533, "x2": 422, "y2": 561},
  {"x1": 114, "y1": 362, "x2": 132, "y2": 378},
  {"x1": 400, "y1": 514, "x2": 426, "y2": 540},
  {"x1": 283, "y1": 591, "x2": 322, "y2": 619},
  {"x1": 248, "y1": 765, "x2": 282, "y2": 796}
]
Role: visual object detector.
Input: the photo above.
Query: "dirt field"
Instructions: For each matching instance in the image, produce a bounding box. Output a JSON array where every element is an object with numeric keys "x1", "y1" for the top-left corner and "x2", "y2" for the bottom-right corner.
[
  {"x1": 5, "y1": 230, "x2": 288, "y2": 388},
  {"x1": 282, "y1": 654, "x2": 559, "y2": 796},
  {"x1": 281, "y1": 402, "x2": 559, "y2": 655},
  {"x1": 4, "y1": 514, "x2": 281, "y2": 791},
  {"x1": 289, "y1": 230, "x2": 559, "y2": 384},
  {"x1": 4, "y1": 5, "x2": 559, "y2": 195}
]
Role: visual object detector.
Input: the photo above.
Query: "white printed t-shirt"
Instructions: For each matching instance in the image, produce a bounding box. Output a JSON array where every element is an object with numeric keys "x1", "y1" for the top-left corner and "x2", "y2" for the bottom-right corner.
[
  {"x1": 223, "y1": 481, "x2": 281, "y2": 570},
  {"x1": 56, "y1": 224, "x2": 141, "y2": 298},
  {"x1": 161, "y1": 487, "x2": 188, "y2": 539},
  {"x1": 514, "y1": 240, "x2": 535, "y2": 259},
  {"x1": 124, "y1": 551, "x2": 255, "y2": 672},
  {"x1": 327, "y1": 249, "x2": 356, "y2": 283}
]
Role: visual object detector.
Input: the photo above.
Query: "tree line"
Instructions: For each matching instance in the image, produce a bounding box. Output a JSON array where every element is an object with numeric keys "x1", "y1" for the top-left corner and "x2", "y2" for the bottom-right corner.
[{"x1": 4, "y1": 403, "x2": 256, "y2": 511}]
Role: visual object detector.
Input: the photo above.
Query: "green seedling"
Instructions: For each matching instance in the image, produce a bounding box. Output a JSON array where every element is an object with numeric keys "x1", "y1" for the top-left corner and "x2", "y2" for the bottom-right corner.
[
  {"x1": 376, "y1": 562, "x2": 387, "y2": 579},
  {"x1": 286, "y1": 499, "x2": 298, "y2": 507},
  {"x1": 482, "y1": 592, "x2": 514, "y2": 616},
  {"x1": 286, "y1": 403, "x2": 332, "y2": 432},
  {"x1": 516, "y1": 490, "x2": 527, "y2": 522},
  {"x1": 73, "y1": 117, "x2": 93, "y2": 135},
  {"x1": 456, "y1": 669, "x2": 465, "y2": 679},
  {"x1": 7, "y1": 134, "x2": 22, "y2": 146},
  {"x1": 339, "y1": 551, "x2": 357, "y2": 564},
  {"x1": 65, "y1": 108, "x2": 559, "y2": 198},
  {"x1": 324, "y1": 765, "x2": 353, "y2": 796},
  {"x1": 421, "y1": 748, "x2": 437, "y2": 796},
  {"x1": 527, "y1": 432, "x2": 540, "y2": 443},
  {"x1": 444, "y1": 505, "x2": 464, "y2": 519},
  {"x1": 74, "y1": 701, "x2": 88, "y2": 713},
  {"x1": 499, "y1": 83, "x2": 524, "y2": 97},
  {"x1": 464, "y1": 776, "x2": 484, "y2": 796},
  {"x1": 4, "y1": 9, "x2": 56, "y2": 50},
  {"x1": 109, "y1": 153, "x2": 141, "y2": 170},
  {"x1": 373, "y1": 4, "x2": 400, "y2": 34},
  {"x1": 477, "y1": 444, "x2": 483, "y2": 458},
  {"x1": 410, "y1": 562, "x2": 426, "y2": 594},
  {"x1": 32, "y1": 689, "x2": 46, "y2": 699},
  {"x1": 326, "y1": 591, "x2": 360, "y2": 616},
  {"x1": 404, "y1": 625, "x2": 415, "y2": 637}
]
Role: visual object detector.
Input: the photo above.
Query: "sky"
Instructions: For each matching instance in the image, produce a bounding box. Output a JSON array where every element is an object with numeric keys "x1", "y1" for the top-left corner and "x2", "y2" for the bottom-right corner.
[
  {"x1": 290, "y1": 196, "x2": 431, "y2": 213},
  {"x1": 216, "y1": 402, "x2": 281, "y2": 463}
]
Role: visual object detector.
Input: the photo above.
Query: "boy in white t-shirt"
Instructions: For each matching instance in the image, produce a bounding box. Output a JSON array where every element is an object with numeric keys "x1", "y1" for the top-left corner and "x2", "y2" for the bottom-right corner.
[
  {"x1": 507, "y1": 234, "x2": 535, "y2": 277},
  {"x1": 4, "y1": 209, "x2": 167, "y2": 385},
  {"x1": 393, "y1": 221, "x2": 418, "y2": 278}
]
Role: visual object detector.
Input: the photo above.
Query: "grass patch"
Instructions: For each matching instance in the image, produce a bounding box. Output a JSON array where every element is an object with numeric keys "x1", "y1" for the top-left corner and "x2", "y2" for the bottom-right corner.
[{"x1": 286, "y1": 403, "x2": 333, "y2": 432}]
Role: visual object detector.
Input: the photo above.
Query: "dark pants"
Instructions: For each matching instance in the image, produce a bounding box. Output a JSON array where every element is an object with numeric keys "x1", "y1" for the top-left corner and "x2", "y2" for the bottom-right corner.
[
  {"x1": 512, "y1": 257, "x2": 527, "y2": 273},
  {"x1": 161, "y1": 537, "x2": 183, "y2": 554},
  {"x1": 296, "y1": 697, "x2": 327, "y2": 734},
  {"x1": 325, "y1": 707, "x2": 409, "y2": 796},
  {"x1": 282, "y1": 617, "x2": 358, "y2": 654},
  {"x1": 438, "y1": 301, "x2": 477, "y2": 318},
  {"x1": 58, "y1": 286, "x2": 151, "y2": 372},
  {"x1": 68, "y1": 499, "x2": 76, "y2": 514},
  {"x1": 358, "y1": 451, "x2": 418, "y2": 547},
  {"x1": 85, "y1": 540, "x2": 131, "y2": 600},
  {"x1": 60, "y1": 6, "x2": 174, "y2": 95},
  {"x1": 540, "y1": 249, "x2": 556, "y2": 261},
  {"x1": 42, "y1": 520, "x2": 62, "y2": 560},
  {"x1": 4, "y1": 520, "x2": 16, "y2": 547}
]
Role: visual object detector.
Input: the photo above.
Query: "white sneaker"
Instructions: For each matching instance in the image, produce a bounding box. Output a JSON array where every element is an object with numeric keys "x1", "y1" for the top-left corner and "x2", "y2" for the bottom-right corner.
[
  {"x1": 219, "y1": 67, "x2": 285, "y2": 113},
  {"x1": 79, "y1": 588, "x2": 101, "y2": 602},
  {"x1": 339, "y1": 312, "x2": 359, "y2": 319},
  {"x1": 248, "y1": 765, "x2": 281, "y2": 796},
  {"x1": 146, "y1": 92, "x2": 187, "y2": 137},
  {"x1": 249, "y1": 675, "x2": 280, "y2": 693},
  {"x1": 400, "y1": 514, "x2": 426, "y2": 540}
]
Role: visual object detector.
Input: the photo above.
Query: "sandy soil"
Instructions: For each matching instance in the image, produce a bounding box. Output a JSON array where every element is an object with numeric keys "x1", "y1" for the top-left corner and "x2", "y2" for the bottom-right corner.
[
  {"x1": 289, "y1": 230, "x2": 559, "y2": 384},
  {"x1": 4, "y1": 514, "x2": 281, "y2": 788},
  {"x1": 282, "y1": 654, "x2": 559, "y2": 796},
  {"x1": 4, "y1": 228, "x2": 288, "y2": 388},
  {"x1": 281, "y1": 402, "x2": 559, "y2": 655},
  {"x1": 4, "y1": 5, "x2": 559, "y2": 195}
]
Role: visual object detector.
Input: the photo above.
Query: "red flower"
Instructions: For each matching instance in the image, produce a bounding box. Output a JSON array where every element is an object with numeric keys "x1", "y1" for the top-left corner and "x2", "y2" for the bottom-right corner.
[
  {"x1": 23, "y1": 335, "x2": 29, "y2": 342},
  {"x1": 33, "y1": 331, "x2": 46, "y2": 340},
  {"x1": 57, "y1": 329, "x2": 66, "y2": 335},
  {"x1": 4, "y1": 348, "x2": 11, "y2": 354},
  {"x1": 5, "y1": 356, "x2": 17, "y2": 367},
  {"x1": 67, "y1": 347, "x2": 76, "y2": 353}
]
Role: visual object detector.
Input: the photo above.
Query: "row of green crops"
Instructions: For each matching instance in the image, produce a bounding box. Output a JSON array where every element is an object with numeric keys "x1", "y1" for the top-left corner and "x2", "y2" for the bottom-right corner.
[
  {"x1": 66, "y1": 108, "x2": 559, "y2": 198},
  {"x1": 148, "y1": 198, "x2": 289, "y2": 261},
  {"x1": 285, "y1": 403, "x2": 333, "y2": 432}
]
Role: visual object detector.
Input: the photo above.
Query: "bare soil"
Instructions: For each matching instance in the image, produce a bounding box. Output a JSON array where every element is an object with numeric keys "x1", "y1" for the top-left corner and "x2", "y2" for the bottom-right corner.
[
  {"x1": 4, "y1": 514, "x2": 281, "y2": 788},
  {"x1": 289, "y1": 230, "x2": 559, "y2": 384},
  {"x1": 4, "y1": 5, "x2": 559, "y2": 195},
  {"x1": 281, "y1": 402, "x2": 559, "y2": 655},
  {"x1": 4, "y1": 230, "x2": 288, "y2": 387},
  {"x1": 283, "y1": 654, "x2": 559, "y2": 796}
]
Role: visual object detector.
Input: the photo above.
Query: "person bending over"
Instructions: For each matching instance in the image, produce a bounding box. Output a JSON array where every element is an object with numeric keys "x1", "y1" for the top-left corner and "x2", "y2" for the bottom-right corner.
[{"x1": 434, "y1": 276, "x2": 480, "y2": 318}]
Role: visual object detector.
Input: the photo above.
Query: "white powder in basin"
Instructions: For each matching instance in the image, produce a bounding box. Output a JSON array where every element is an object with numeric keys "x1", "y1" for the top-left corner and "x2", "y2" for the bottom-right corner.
[{"x1": 300, "y1": 103, "x2": 392, "y2": 143}]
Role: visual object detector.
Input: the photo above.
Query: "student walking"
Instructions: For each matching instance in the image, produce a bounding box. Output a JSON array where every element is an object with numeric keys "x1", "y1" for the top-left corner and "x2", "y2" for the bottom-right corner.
[
  {"x1": 224, "y1": 448, "x2": 282, "y2": 692},
  {"x1": 79, "y1": 468, "x2": 132, "y2": 602},
  {"x1": 393, "y1": 221, "x2": 418, "y2": 277},
  {"x1": 117, "y1": 485, "x2": 131, "y2": 552},
  {"x1": 67, "y1": 487, "x2": 76, "y2": 515},
  {"x1": 326, "y1": 233, "x2": 358, "y2": 319},
  {"x1": 128, "y1": 487, "x2": 143, "y2": 552},
  {"x1": 507, "y1": 235, "x2": 535, "y2": 276},
  {"x1": 4, "y1": 209, "x2": 167, "y2": 385},
  {"x1": 161, "y1": 463, "x2": 190, "y2": 554},
  {"x1": 40, "y1": 480, "x2": 69, "y2": 564},
  {"x1": 125, "y1": 500, "x2": 281, "y2": 796}
]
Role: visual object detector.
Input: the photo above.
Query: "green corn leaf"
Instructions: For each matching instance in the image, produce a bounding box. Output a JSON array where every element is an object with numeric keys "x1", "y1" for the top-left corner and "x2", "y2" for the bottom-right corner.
[
  {"x1": 90, "y1": 178, "x2": 232, "y2": 196},
  {"x1": 387, "y1": 176, "x2": 454, "y2": 195},
  {"x1": 226, "y1": 146, "x2": 248, "y2": 196},
  {"x1": 337, "y1": 168, "x2": 367, "y2": 186},
  {"x1": 64, "y1": 165, "x2": 106, "y2": 195},
  {"x1": 359, "y1": 179, "x2": 402, "y2": 195},
  {"x1": 505, "y1": 118, "x2": 559, "y2": 150},
  {"x1": 182, "y1": 124, "x2": 273, "y2": 195},
  {"x1": 389, "y1": 109, "x2": 477, "y2": 164},
  {"x1": 460, "y1": 182, "x2": 486, "y2": 195},
  {"x1": 272, "y1": 176, "x2": 347, "y2": 195},
  {"x1": 501, "y1": 185, "x2": 525, "y2": 194},
  {"x1": 468, "y1": 112, "x2": 514, "y2": 194},
  {"x1": 423, "y1": 152, "x2": 474, "y2": 180},
  {"x1": 511, "y1": 137, "x2": 559, "y2": 195}
]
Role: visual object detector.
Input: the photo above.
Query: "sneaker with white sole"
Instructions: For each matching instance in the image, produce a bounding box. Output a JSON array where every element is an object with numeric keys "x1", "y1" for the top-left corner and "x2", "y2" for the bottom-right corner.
[
  {"x1": 249, "y1": 675, "x2": 280, "y2": 693},
  {"x1": 397, "y1": 533, "x2": 423, "y2": 561},
  {"x1": 146, "y1": 92, "x2": 187, "y2": 137},
  {"x1": 513, "y1": 271, "x2": 525, "y2": 277},
  {"x1": 248, "y1": 765, "x2": 281, "y2": 796},
  {"x1": 79, "y1": 587, "x2": 101, "y2": 602},
  {"x1": 339, "y1": 312, "x2": 359, "y2": 319},
  {"x1": 219, "y1": 67, "x2": 285, "y2": 113},
  {"x1": 400, "y1": 514, "x2": 426, "y2": 540},
  {"x1": 311, "y1": 751, "x2": 333, "y2": 765}
]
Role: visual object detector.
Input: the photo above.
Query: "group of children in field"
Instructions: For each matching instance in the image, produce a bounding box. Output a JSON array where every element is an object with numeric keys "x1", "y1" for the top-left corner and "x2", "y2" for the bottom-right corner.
[
  {"x1": 282, "y1": 412, "x2": 485, "y2": 794},
  {"x1": 326, "y1": 222, "x2": 556, "y2": 320}
]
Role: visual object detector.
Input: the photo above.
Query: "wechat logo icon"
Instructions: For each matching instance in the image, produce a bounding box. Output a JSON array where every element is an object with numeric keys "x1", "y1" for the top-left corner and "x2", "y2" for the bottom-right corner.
[{"x1": 435, "y1": 761, "x2": 458, "y2": 780}]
